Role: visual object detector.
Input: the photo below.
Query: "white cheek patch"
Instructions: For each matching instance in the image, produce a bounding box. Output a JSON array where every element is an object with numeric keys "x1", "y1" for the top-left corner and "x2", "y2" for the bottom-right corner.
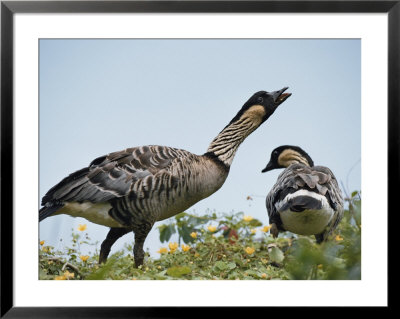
[{"x1": 275, "y1": 190, "x2": 335, "y2": 235}]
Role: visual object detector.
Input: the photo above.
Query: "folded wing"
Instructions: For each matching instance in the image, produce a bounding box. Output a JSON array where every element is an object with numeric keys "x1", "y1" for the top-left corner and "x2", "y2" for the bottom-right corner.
[
  {"x1": 41, "y1": 145, "x2": 194, "y2": 209},
  {"x1": 266, "y1": 163, "x2": 344, "y2": 235}
]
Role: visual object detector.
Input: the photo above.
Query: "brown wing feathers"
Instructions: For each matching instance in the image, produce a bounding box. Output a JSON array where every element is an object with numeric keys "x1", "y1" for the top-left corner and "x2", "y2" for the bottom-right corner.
[{"x1": 40, "y1": 146, "x2": 189, "y2": 220}]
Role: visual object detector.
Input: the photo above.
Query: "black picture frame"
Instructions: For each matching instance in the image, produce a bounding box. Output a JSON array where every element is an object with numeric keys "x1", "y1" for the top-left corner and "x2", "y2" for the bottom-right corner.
[{"x1": 1, "y1": 0, "x2": 396, "y2": 316}]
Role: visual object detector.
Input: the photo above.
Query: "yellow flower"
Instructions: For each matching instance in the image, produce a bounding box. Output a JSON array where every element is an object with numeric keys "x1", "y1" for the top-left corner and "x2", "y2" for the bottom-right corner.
[
  {"x1": 77, "y1": 224, "x2": 87, "y2": 231},
  {"x1": 181, "y1": 244, "x2": 191, "y2": 252},
  {"x1": 42, "y1": 246, "x2": 51, "y2": 253},
  {"x1": 63, "y1": 270, "x2": 74, "y2": 279},
  {"x1": 40, "y1": 240, "x2": 45, "y2": 245},
  {"x1": 244, "y1": 247, "x2": 255, "y2": 255},
  {"x1": 243, "y1": 215, "x2": 253, "y2": 222},
  {"x1": 190, "y1": 232, "x2": 197, "y2": 239},
  {"x1": 79, "y1": 255, "x2": 89, "y2": 262},
  {"x1": 261, "y1": 225, "x2": 271, "y2": 232},
  {"x1": 317, "y1": 264, "x2": 323, "y2": 269},
  {"x1": 168, "y1": 242, "x2": 178, "y2": 252},
  {"x1": 261, "y1": 273, "x2": 267, "y2": 279},
  {"x1": 54, "y1": 275, "x2": 66, "y2": 280},
  {"x1": 157, "y1": 247, "x2": 168, "y2": 254},
  {"x1": 207, "y1": 225, "x2": 217, "y2": 232},
  {"x1": 250, "y1": 228, "x2": 257, "y2": 234},
  {"x1": 335, "y1": 235, "x2": 344, "y2": 241}
]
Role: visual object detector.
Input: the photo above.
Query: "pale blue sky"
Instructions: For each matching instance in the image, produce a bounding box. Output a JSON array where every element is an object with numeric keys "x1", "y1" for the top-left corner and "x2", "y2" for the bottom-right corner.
[{"x1": 39, "y1": 39, "x2": 360, "y2": 257}]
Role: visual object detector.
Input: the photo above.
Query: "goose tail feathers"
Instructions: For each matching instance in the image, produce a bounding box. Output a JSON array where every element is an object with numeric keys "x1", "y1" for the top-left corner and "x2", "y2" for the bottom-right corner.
[
  {"x1": 39, "y1": 204, "x2": 64, "y2": 222},
  {"x1": 279, "y1": 195, "x2": 322, "y2": 213}
]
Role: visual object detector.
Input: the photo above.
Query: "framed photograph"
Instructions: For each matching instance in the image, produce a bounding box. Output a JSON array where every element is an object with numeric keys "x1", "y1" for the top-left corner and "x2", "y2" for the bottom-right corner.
[{"x1": 1, "y1": 0, "x2": 396, "y2": 315}]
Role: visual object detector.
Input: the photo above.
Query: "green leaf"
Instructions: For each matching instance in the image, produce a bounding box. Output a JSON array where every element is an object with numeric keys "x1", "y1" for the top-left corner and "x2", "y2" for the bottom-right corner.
[
  {"x1": 159, "y1": 224, "x2": 176, "y2": 243},
  {"x1": 85, "y1": 256, "x2": 119, "y2": 280},
  {"x1": 39, "y1": 268, "x2": 48, "y2": 279},
  {"x1": 215, "y1": 261, "x2": 228, "y2": 271},
  {"x1": 175, "y1": 212, "x2": 187, "y2": 221},
  {"x1": 187, "y1": 215, "x2": 210, "y2": 226},
  {"x1": 249, "y1": 219, "x2": 263, "y2": 227},
  {"x1": 233, "y1": 257, "x2": 244, "y2": 267},
  {"x1": 166, "y1": 266, "x2": 191, "y2": 278},
  {"x1": 179, "y1": 224, "x2": 195, "y2": 243},
  {"x1": 244, "y1": 270, "x2": 259, "y2": 277},
  {"x1": 227, "y1": 262, "x2": 236, "y2": 270},
  {"x1": 269, "y1": 246, "x2": 285, "y2": 263}
]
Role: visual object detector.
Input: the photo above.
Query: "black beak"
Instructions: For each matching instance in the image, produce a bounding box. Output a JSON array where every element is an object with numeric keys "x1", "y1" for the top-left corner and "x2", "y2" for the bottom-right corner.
[
  {"x1": 261, "y1": 162, "x2": 274, "y2": 173},
  {"x1": 271, "y1": 87, "x2": 291, "y2": 105}
]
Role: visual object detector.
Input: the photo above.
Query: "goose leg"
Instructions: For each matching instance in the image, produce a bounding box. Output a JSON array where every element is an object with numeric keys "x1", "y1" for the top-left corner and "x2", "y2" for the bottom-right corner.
[
  {"x1": 315, "y1": 233, "x2": 325, "y2": 244},
  {"x1": 99, "y1": 227, "x2": 131, "y2": 264},
  {"x1": 132, "y1": 220, "x2": 154, "y2": 267},
  {"x1": 270, "y1": 223, "x2": 279, "y2": 238}
]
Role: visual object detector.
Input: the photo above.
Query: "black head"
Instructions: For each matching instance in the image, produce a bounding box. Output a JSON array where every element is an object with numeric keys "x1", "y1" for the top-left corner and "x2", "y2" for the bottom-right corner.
[
  {"x1": 227, "y1": 87, "x2": 291, "y2": 126},
  {"x1": 261, "y1": 145, "x2": 314, "y2": 173}
]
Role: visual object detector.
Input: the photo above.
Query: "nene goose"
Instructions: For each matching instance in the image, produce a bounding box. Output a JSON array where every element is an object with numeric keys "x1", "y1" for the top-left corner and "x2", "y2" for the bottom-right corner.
[
  {"x1": 261, "y1": 145, "x2": 343, "y2": 243},
  {"x1": 39, "y1": 87, "x2": 291, "y2": 267}
]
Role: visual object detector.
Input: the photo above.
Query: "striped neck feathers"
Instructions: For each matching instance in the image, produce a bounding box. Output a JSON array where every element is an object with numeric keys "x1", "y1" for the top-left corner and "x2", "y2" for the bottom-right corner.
[
  {"x1": 278, "y1": 148, "x2": 312, "y2": 167},
  {"x1": 206, "y1": 105, "x2": 266, "y2": 166}
]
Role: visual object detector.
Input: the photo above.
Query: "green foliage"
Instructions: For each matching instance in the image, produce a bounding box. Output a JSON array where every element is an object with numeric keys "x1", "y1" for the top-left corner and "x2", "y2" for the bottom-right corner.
[
  {"x1": 158, "y1": 212, "x2": 216, "y2": 244},
  {"x1": 39, "y1": 192, "x2": 361, "y2": 280},
  {"x1": 269, "y1": 246, "x2": 285, "y2": 264},
  {"x1": 166, "y1": 266, "x2": 192, "y2": 278},
  {"x1": 158, "y1": 224, "x2": 176, "y2": 243},
  {"x1": 284, "y1": 191, "x2": 361, "y2": 280}
]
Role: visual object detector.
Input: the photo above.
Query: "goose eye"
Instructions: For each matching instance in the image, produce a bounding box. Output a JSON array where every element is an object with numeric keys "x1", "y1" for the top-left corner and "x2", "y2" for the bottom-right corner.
[{"x1": 257, "y1": 97, "x2": 264, "y2": 103}]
